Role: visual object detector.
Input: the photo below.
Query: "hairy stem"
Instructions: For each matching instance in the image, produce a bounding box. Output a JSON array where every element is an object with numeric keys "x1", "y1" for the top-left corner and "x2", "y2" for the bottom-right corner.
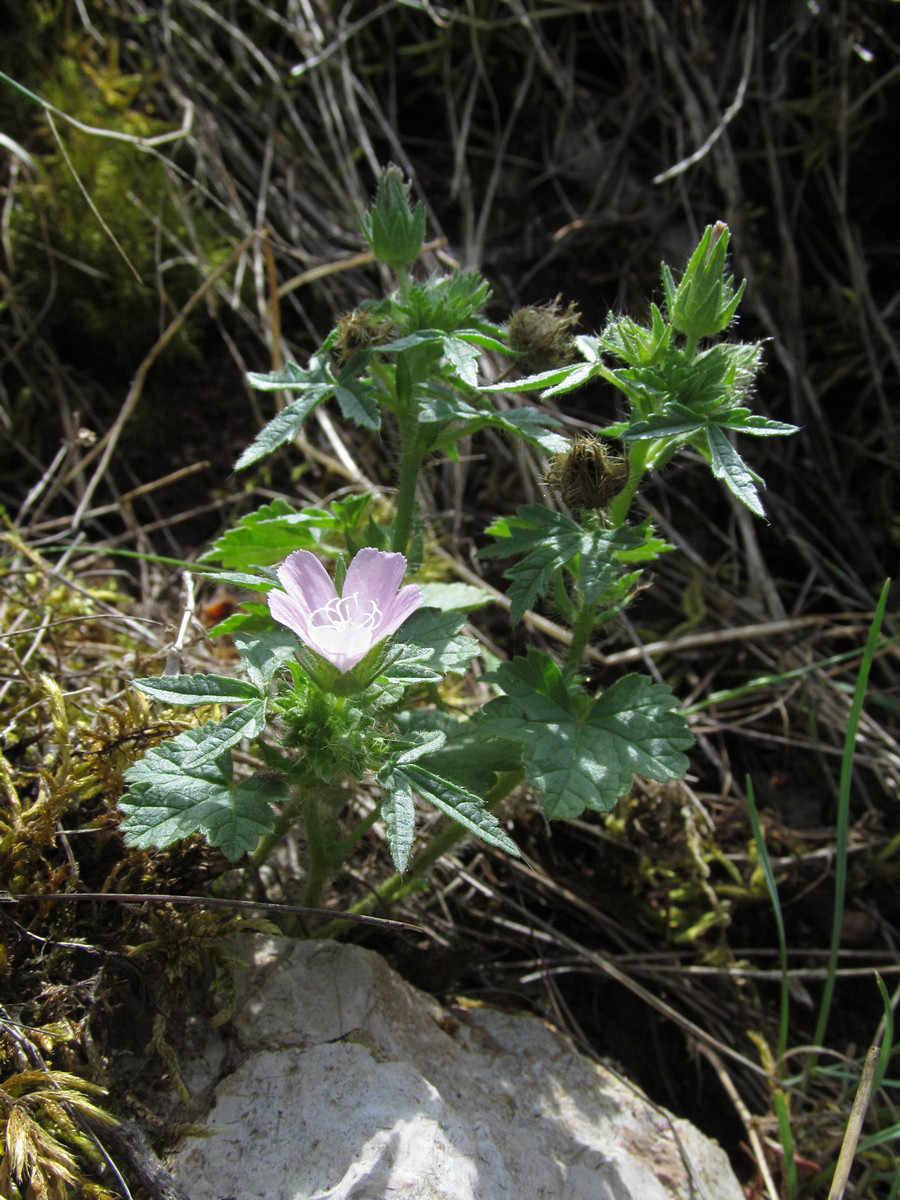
[
  {"x1": 606, "y1": 439, "x2": 652, "y2": 527},
  {"x1": 391, "y1": 412, "x2": 423, "y2": 553},
  {"x1": 564, "y1": 597, "x2": 597, "y2": 675},
  {"x1": 396, "y1": 265, "x2": 412, "y2": 306},
  {"x1": 253, "y1": 786, "x2": 307, "y2": 867},
  {"x1": 300, "y1": 789, "x2": 330, "y2": 909}
]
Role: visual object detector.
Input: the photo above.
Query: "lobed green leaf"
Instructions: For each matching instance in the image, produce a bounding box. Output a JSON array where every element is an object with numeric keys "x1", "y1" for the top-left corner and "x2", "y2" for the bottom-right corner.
[
  {"x1": 481, "y1": 651, "x2": 692, "y2": 819},
  {"x1": 120, "y1": 718, "x2": 282, "y2": 858}
]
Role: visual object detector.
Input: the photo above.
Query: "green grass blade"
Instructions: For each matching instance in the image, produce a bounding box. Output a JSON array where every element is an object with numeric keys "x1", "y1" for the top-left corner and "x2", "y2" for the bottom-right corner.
[
  {"x1": 746, "y1": 775, "x2": 790, "y2": 1062},
  {"x1": 810, "y1": 578, "x2": 891, "y2": 1072},
  {"x1": 774, "y1": 1089, "x2": 798, "y2": 1200},
  {"x1": 746, "y1": 775, "x2": 798, "y2": 1197},
  {"x1": 871, "y1": 973, "x2": 894, "y2": 1099},
  {"x1": 684, "y1": 632, "x2": 900, "y2": 714}
]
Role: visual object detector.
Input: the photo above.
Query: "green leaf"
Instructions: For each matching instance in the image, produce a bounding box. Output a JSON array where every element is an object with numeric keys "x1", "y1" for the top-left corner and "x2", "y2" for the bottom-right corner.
[
  {"x1": 119, "y1": 723, "x2": 283, "y2": 858},
  {"x1": 181, "y1": 702, "x2": 269, "y2": 769},
  {"x1": 479, "y1": 508, "x2": 643, "y2": 625},
  {"x1": 613, "y1": 518, "x2": 673, "y2": 563},
  {"x1": 235, "y1": 390, "x2": 330, "y2": 470},
  {"x1": 481, "y1": 650, "x2": 692, "y2": 819},
  {"x1": 385, "y1": 608, "x2": 479, "y2": 680},
  {"x1": 391, "y1": 729, "x2": 448, "y2": 763},
  {"x1": 393, "y1": 710, "x2": 518, "y2": 795},
  {"x1": 193, "y1": 565, "x2": 279, "y2": 591},
  {"x1": 484, "y1": 407, "x2": 568, "y2": 454},
  {"x1": 391, "y1": 762, "x2": 520, "y2": 857},
  {"x1": 577, "y1": 527, "x2": 651, "y2": 607},
  {"x1": 417, "y1": 392, "x2": 479, "y2": 424},
  {"x1": 418, "y1": 396, "x2": 566, "y2": 455},
  {"x1": 484, "y1": 364, "x2": 579, "y2": 392},
  {"x1": 707, "y1": 425, "x2": 766, "y2": 517},
  {"x1": 134, "y1": 674, "x2": 264, "y2": 706},
  {"x1": 206, "y1": 611, "x2": 257, "y2": 637},
  {"x1": 455, "y1": 329, "x2": 509, "y2": 354},
  {"x1": 379, "y1": 770, "x2": 417, "y2": 871},
  {"x1": 619, "y1": 405, "x2": 705, "y2": 441},
  {"x1": 540, "y1": 361, "x2": 600, "y2": 398},
  {"x1": 417, "y1": 582, "x2": 492, "y2": 612},
  {"x1": 233, "y1": 628, "x2": 298, "y2": 689},
  {"x1": 442, "y1": 336, "x2": 481, "y2": 387},
  {"x1": 717, "y1": 409, "x2": 799, "y2": 436},
  {"x1": 376, "y1": 330, "x2": 444, "y2": 353},
  {"x1": 479, "y1": 506, "x2": 594, "y2": 623},
  {"x1": 334, "y1": 375, "x2": 380, "y2": 430},
  {"x1": 200, "y1": 500, "x2": 335, "y2": 570},
  {"x1": 246, "y1": 360, "x2": 327, "y2": 391},
  {"x1": 573, "y1": 334, "x2": 604, "y2": 363},
  {"x1": 377, "y1": 730, "x2": 448, "y2": 871}
]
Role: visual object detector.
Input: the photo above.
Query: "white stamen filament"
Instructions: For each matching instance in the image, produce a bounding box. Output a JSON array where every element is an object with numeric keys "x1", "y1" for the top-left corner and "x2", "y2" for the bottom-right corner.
[{"x1": 311, "y1": 591, "x2": 381, "y2": 632}]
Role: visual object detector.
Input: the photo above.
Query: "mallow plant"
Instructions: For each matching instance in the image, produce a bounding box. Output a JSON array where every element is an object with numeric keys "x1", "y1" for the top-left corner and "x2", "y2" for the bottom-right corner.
[{"x1": 118, "y1": 166, "x2": 796, "y2": 908}]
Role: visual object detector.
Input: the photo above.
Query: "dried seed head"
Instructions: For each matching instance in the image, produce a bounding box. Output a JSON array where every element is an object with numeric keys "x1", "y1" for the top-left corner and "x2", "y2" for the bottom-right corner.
[
  {"x1": 507, "y1": 295, "x2": 580, "y2": 372},
  {"x1": 545, "y1": 437, "x2": 629, "y2": 512},
  {"x1": 333, "y1": 309, "x2": 398, "y2": 365}
]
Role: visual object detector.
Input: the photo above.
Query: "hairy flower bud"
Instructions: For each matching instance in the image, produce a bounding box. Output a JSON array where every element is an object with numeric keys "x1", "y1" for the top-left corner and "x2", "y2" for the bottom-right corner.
[
  {"x1": 661, "y1": 221, "x2": 745, "y2": 341},
  {"x1": 545, "y1": 437, "x2": 629, "y2": 512},
  {"x1": 358, "y1": 164, "x2": 426, "y2": 272}
]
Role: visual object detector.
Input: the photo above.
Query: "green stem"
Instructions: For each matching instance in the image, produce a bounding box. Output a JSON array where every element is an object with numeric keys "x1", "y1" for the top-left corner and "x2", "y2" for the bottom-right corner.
[
  {"x1": 564, "y1": 596, "x2": 597, "y2": 675},
  {"x1": 317, "y1": 769, "x2": 525, "y2": 938},
  {"x1": 333, "y1": 804, "x2": 381, "y2": 859},
  {"x1": 391, "y1": 411, "x2": 423, "y2": 553},
  {"x1": 606, "y1": 439, "x2": 653, "y2": 528},
  {"x1": 396, "y1": 265, "x2": 412, "y2": 306},
  {"x1": 300, "y1": 789, "x2": 330, "y2": 909},
  {"x1": 253, "y1": 786, "x2": 307, "y2": 867}
]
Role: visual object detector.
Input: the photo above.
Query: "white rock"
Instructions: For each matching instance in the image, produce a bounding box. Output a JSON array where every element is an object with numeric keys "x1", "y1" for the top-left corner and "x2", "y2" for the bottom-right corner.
[{"x1": 173, "y1": 938, "x2": 744, "y2": 1200}]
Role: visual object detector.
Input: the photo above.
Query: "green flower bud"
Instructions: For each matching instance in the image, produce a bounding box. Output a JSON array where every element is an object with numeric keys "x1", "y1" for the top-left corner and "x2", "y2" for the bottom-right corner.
[
  {"x1": 358, "y1": 164, "x2": 426, "y2": 272},
  {"x1": 661, "y1": 222, "x2": 746, "y2": 341}
]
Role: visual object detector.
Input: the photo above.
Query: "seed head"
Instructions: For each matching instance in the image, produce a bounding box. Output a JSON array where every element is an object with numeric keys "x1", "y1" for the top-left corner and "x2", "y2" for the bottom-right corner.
[
  {"x1": 507, "y1": 296, "x2": 580, "y2": 372},
  {"x1": 333, "y1": 308, "x2": 398, "y2": 365},
  {"x1": 545, "y1": 437, "x2": 629, "y2": 512}
]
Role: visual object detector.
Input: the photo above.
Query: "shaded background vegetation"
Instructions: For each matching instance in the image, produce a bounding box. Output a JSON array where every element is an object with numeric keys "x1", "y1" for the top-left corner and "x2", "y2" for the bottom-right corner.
[{"x1": 2, "y1": 1, "x2": 899, "y2": 1197}]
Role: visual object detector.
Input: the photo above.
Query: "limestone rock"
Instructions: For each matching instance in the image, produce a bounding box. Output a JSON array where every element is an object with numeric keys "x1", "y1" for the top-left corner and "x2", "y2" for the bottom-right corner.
[{"x1": 173, "y1": 938, "x2": 744, "y2": 1200}]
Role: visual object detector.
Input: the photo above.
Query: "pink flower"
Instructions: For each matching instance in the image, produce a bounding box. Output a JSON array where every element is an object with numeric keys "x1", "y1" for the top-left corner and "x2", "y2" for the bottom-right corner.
[{"x1": 268, "y1": 548, "x2": 423, "y2": 674}]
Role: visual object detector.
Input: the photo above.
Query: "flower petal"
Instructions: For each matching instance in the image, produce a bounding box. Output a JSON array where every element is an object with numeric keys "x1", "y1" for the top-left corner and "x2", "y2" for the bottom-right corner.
[
  {"x1": 277, "y1": 550, "x2": 338, "y2": 614},
  {"x1": 267, "y1": 590, "x2": 312, "y2": 642},
  {"x1": 269, "y1": 551, "x2": 338, "y2": 642},
  {"x1": 341, "y1": 547, "x2": 407, "y2": 614},
  {"x1": 305, "y1": 624, "x2": 373, "y2": 674},
  {"x1": 377, "y1": 583, "x2": 424, "y2": 641}
]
